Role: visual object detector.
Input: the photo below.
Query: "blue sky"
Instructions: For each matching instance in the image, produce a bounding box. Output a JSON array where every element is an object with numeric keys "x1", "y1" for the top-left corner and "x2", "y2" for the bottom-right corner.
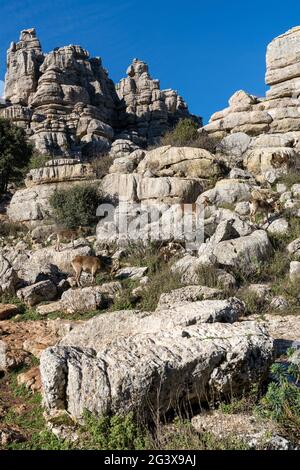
[{"x1": 0, "y1": 0, "x2": 300, "y2": 122}]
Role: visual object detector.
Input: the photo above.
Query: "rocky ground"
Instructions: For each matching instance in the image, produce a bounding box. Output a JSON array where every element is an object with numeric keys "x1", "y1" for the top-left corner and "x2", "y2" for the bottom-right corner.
[{"x1": 1, "y1": 25, "x2": 300, "y2": 450}]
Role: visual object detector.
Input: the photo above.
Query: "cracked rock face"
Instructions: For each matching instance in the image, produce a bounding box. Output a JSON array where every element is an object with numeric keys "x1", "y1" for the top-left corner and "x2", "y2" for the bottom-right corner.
[
  {"x1": 40, "y1": 322, "x2": 273, "y2": 420},
  {"x1": 40, "y1": 299, "x2": 273, "y2": 419},
  {"x1": 1, "y1": 30, "x2": 197, "y2": 157},
  {"x1": 204, "y1": 27, "x2": 300, "y2": 181},
  {"x1": 116, "y1": 59, "x2": 200, "y2": 144}
]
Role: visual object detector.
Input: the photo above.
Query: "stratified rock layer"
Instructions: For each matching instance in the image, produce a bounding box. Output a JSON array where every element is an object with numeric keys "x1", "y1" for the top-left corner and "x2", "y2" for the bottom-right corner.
[
  {"x1": 40, "y1": 299, "x2": 273, "y2": 419},
  {"x1": 1, "y1": 29, "x2": 197, "y2": 156}
]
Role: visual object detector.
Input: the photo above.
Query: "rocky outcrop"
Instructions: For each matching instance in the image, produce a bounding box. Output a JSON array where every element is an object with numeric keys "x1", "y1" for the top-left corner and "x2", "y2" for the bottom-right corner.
[
  {"x1": 136, "y1": 146, "x2": 223, "y2": 178},
  {"x1": 25, "y1": 159, "x2": 96, "y2": 187},
  {"x1": 17, "y1": 280, "x2": 57, "y2": 307},
  {"x1": 204, "y1": 27, "x2": 300, "y2": 182},
  {"x1": 40, "y1": 298, "x2": 273, "y2": 418},
  {"x1": 1, "y1": 30, "x2": 198, "y2": 156},
  {"x1": 116, "y1": 59, "x2": 200, "y2": 144}
]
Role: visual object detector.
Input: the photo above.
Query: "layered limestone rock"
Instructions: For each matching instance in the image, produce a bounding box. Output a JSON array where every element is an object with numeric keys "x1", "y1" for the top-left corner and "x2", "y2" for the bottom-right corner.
[
  {"x1": 25, "y1": 159, "x2": 96, "y2": 187},
  {"x1": 40, "y1": 300, "x2": 273, "y2": 419},
  {"x1": 116, "y1": 59, "x2": 200, "y2": 144},
  {"x1": 5, "y1": 28, "x2": 44, "y2": 106},
  {"x1": 2, "y1": 29, "x2": 120, "y2": 157},
  {"x1": 1, "y1": 30, "x2": 198, "y2": 156},
  {"x1": 204, "y1": 27, "x2": 300, "y2": 180}
]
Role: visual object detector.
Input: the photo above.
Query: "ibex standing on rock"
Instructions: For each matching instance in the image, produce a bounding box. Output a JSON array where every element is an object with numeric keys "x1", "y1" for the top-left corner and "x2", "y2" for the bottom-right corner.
[
  {"x1": 249, "y1": 189, "x2": 282, "y2": 223},
  {"x1": 71, "y1": 255, "x2": 120, "y2": 287},
  {"x1": 48, "y1": 226, "x2": 85, "y2": 251}
]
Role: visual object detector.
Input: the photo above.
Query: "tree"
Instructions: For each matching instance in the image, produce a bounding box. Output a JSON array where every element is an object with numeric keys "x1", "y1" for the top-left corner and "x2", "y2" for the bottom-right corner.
[{"x1": 0, "y1": 118, "x2": 33, "y2": 194}]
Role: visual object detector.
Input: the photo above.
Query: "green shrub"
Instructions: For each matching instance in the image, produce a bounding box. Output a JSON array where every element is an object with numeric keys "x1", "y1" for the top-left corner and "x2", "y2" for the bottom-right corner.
[
  {"x1": 0, "y1": 117, "x2": 33, "y2": 193},
  {"x1": 138, "y1": 267, "x2": 183, "y2": 311},
  {"x1": 236, "y1": 288, "x2": 267, "y2": 316},
  {"x1": 161, "y1": 118, "x2": 219, "y2": 152},
  {"x1": 196, "y1": 265, "x2": 222, "y2": 289},
  {"x1": 81, "y1": 411, "x2": 146, "y2": 450},
  {"x1": 49, "y1": 184, "x2": 102, "y2": 229},
  {"x1": 26, "y1": 152, "x2": 50, "y2": 171},
  {"x1": 258, "y1": 361, "x2": 300, "y2": 440},
  {"x1": 90, "y1": 154, "x2": 113, "y2": 178}
]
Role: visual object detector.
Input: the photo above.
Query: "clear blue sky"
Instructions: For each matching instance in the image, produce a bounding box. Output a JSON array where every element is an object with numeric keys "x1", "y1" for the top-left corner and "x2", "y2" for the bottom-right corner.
[{"x1": 0, "y1": 0, "x2": 300, "y2": 123}]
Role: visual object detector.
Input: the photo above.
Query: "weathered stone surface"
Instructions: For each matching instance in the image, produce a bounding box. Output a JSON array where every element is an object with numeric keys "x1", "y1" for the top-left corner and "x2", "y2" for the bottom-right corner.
[
  {"x1": 5, "y1": 28, "x2": 44, "y2": 105},
  {"x1": 25, "y1": 160, "x2": 95, "y2": 187},
  {"x1": 0, "y1": 254, "x2": 19, "y2": 295},
  {"x1": 137, "y1": 146, "x2": 223, "y2": 178},
  {"x1": 244, "y1": 147, "x2": 297, "y2": 180},
  {"x1": 2, "y1": 32, "x2": 198, "y2": 156},
  {"x1": 217, "y1": 132, "x2": 251, "y2": 167},
  {"x1": 40, "y1": 317, "x2": 273, "y2": 418},
  {"x1": 287, "y1": 238, "x2": 300, "y2": 258},
  {"x1": 7, "y1": 183, "x2": 57, "y2": 225},
  {"x1": 266, "y1": 26, "x2": 300, "y2": 86},
  {"x1": 157, "y1": 285, "x2": 224, "y2": 309},
  {"x1": 247, "y1": 284, "x2": 272, "y2": 301},
  {"x1": 212, "y1": 230, "x2": 272, "y2": 271},
  {"x1": 197, "y1": 179, "x2": 252, "y2": 207},
  {"x1": 116, "y1": 59, "x2": 199, "y2": 144},
  {"x1": 60, "y1": 282, "x2": 122, "y2": 314},
  {"x1": 267, "y1": 218, "x2": 289, "y2": 236},
  {"x1": 17, "y1": 280, "x2": 57, "y2": 307},
  {"x1": 270, "y1": 296, "x2": 289, "y2": 311},
  {"x1": 115, "y1": 266, "x2": 148, "y2": 280},
  {"x1": 0, "y1": 304, "x2": 20, "y2": 321}
]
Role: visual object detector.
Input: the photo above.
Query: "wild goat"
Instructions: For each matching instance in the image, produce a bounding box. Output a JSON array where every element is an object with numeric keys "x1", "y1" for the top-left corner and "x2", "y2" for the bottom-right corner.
[
  {"x1": 71, "y1": 255, "x2": 120, "y2": 287},
  {"x1": 48, "y1": 226, "x2": 85, "y2": 251},
  {"x1": 249, "y1": 189, "x2": 282, "y2": 223}
]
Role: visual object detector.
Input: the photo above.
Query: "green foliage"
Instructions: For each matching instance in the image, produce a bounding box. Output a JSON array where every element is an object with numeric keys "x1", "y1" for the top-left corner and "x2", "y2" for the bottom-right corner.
[
  {"x1": 4, "y1": 375, "x2": 72, "y2": 450},
  {"x1": 196, "y1": 265, "x2": 225, "y2": 290},
  {"x1": 153, "y1": 418, "x2": 249, "y2": 450},
  {"x1": 161, "y1": 118, "x2": 219, "y2": 152},
  {"x1": 236, "y1": 288, "x2": 267, "y2": 316},
  {"x1": 277, "y1": 169, "x2": 300, "y2": 190},
  {"x1": 138, "y1": 267, "x2": 182, "y2": 311},
  {"x1": 81, "y1": 411, "x2": 146, "y2": 450},
  {"x1": 0, "y1": 117, "x2": 33, "y2": 193},
  {"x1": 91, "y1": 154, "x2": 113, "y2": 178},
  {"x1": 26, "y1": 152, "x2": 50, "y2": 171},
  {"x1": 49, "y1": 184, "x2": 102, "y2": 229},
  {"x1": 258, "y1": 361, "x2": 300, "y2": 440}
]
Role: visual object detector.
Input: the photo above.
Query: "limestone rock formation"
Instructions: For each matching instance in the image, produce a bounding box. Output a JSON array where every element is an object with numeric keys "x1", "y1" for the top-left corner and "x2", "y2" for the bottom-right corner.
[
  {"x1": 116, "y1": 59, "x2": 201, "y2": 144},
  {"x1": 1, "y1": 30, "x2": 198, "y2": 157},
  {"x1": 204, "y1": 27, "x2": 300, "y2": 181},
  {"x1": 40, "y1": 302, "x2": 273, "y2": 418}
]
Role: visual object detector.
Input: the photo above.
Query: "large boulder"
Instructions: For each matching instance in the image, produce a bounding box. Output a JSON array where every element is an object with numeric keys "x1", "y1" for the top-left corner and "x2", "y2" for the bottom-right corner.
[
  {"x1": 60, "y1": 282, "x2": 122, "y2": 313},
  {"x1": 7, "y1": 184, "x2": 56, "y2": 225},
  {"x1": 17, "y1": 280, "x2": 57, "y2": 307},
  {"x1": 212, "y1": 230, "x2": 272, "y2": 271},
  {"x1": 137, "y1": 146, "x2": 223, "y2": 178},
  {"x1": 19, "y1": 242, "x2": 92, "y2": 279},
  {"x1": 197, "y1": 179, "x2": 252, "y2": 207},
  {"x1": 25, "y1": 160, "x2": 96, "y2": 187},
  {"x1": 40, "y1": 316, "x2": 273, "y2": 419}
]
